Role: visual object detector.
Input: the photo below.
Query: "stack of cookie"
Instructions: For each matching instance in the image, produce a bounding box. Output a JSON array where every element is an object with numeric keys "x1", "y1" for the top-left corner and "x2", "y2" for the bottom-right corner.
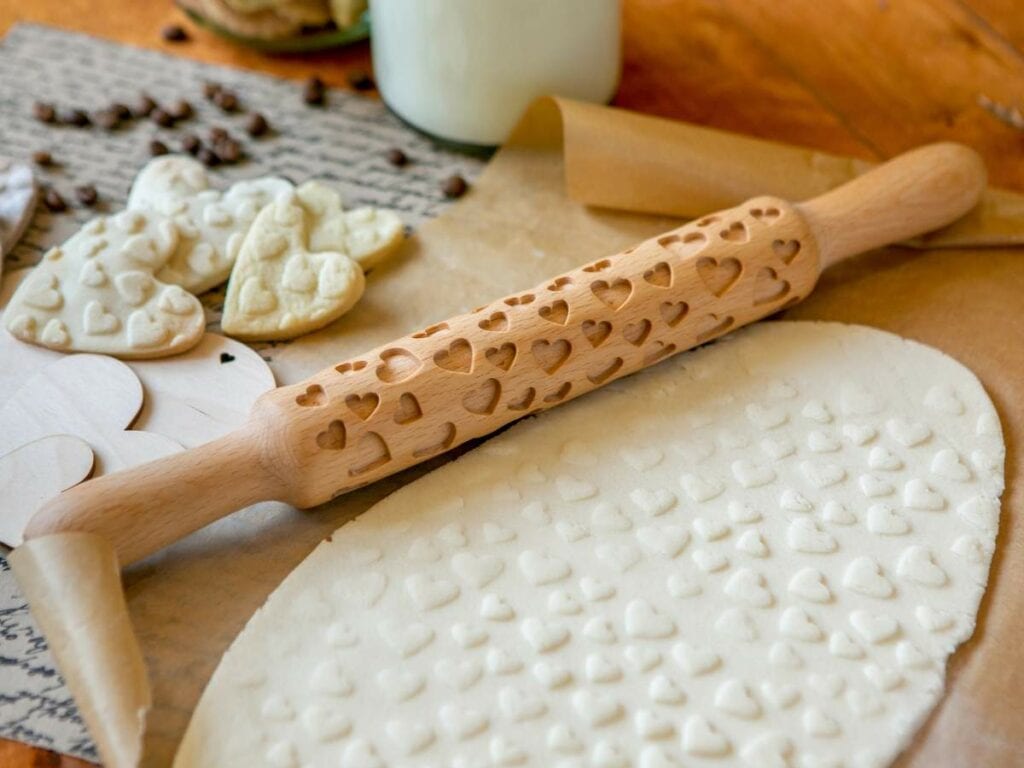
[
  {"x1": 178, "y1": 0, "x2": 366, "y2": 42},
  {"x1": 1, "y1": 156, "x2": 403, "y2": 359}
]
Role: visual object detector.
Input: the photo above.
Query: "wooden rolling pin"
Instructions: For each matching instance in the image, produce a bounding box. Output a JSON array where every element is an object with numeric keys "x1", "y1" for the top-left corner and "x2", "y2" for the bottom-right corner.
[{"x1": 25, "y1": 142, "x2": 986, "y2": 565}]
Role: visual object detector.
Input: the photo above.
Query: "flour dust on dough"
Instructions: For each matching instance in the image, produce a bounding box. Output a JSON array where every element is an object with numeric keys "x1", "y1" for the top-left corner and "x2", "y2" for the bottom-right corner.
[{"x1": 177, "y1": 322, "x2": 1004, "y2": 768}]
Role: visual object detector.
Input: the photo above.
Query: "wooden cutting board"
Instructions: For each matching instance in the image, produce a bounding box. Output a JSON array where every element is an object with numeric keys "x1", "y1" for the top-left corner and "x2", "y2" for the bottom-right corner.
[{"x1": 1, "y1": 0, "x2": 1022, "y2": 766}]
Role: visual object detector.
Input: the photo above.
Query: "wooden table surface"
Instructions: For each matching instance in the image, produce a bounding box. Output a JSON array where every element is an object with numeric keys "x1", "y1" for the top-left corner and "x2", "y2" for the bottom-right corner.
[{"x1": 1, "y1": 1, "x2": 1022, "y2": 766}]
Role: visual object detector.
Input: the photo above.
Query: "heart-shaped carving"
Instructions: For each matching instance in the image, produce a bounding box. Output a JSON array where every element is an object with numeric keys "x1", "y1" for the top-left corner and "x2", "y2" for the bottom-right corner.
[
  {"x1": 411, "y1": 322, "x2": 448, "y2": 339},
  {"x1": 316, "y1": 419, "x2": 346, "y2": 450},
  {"x1": 503, "y1": 293, "x2": 535, "y2": 306},
  {"x1": 582, "y1": 259, "x2": 611, "y2": 273},
  {"x1": 659, "y1": 301, "x2": 688, "y2": 327},
  {"x1": 587, "y1": 358, "x2": 623, "y2": 385},
  {"x1": 581, "y1": 320, "x2": 612, "y2": 347},
  {"x1": 644, "y1": 341, "x2": 676, "y2": 365},
  {"x1": 478, "y1": 311, "x2": 509, "y2": 332},
  {"x1": 335, "y1": 360, "x2": 367, "y2": 375},
  {"x1": 376, "y1": 348, "x2": 420, "y2": 383},
  {"x1": 507, "y1": 388, "x2": 536, "y2": 411},
  {"x1": 412, "y1": 422, "x2": 456, "y2": 458},
  {"x1": 643, "y1": 262, "x2": 672, "y2": 288},
  {"x1": 547, "y1": 276, "x2": 573, "y2": 291},
  {"x1": 346, "y1": 392, "x2": 380, "y2": 421},
  {"x1": 719, "y1": 221, "x2": 748, "y2": 242},
  {"x1": 696, "y1": 257, "x2": 742, "y2": 297},
  {"x1": 753, "y1": 266, "x2": 791, "y2": 305},
  {"x1": 222, "y1": 191, "x2": 368, "y2": 342},
  {"x1": 750, "y1": 206, "x2": 781, "y2": 221},
  {"x1": 590, "y1": 278, "x2": 632, "y2": 311},
  {"x1": 393, "y1": 393, "x2": 422, "y2": 424},
  {"x1": 463, "y1": 378, "x2": 501, "y2": 415},
  {"x1": 623, "y1": 319, "x2": 652, "y2": 346},
  {"x1": 538, "y1": 300, "x2": 569, "y2": 325},
  {"x1": 296, "y1": 384, "x2": 327, "y2": 407},
  {"x1": 772, "y1": 238, "x2": 801, "y2": 264},
  {"x1": 531, "y1": 339, "x2": 571, "y2": 374},
  {"x1": 485, "y1": 343, "x2": 516, "y2": 371},
  {"x1": 543, "y1": 382, "x2": 572, "y2": 404},
  {"x1": 349, "y1": 432, "x2": 390, "y2": 476},
  {"x1": 434, "y1": 339, "x2": 473, "y2": 374},
  {"x1": 695, "y1": 313, "x2": 734, "y2": 342}
]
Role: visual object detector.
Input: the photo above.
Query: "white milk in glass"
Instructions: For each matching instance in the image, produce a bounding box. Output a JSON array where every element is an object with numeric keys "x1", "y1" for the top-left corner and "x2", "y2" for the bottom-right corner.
[{"x1": 371, "y1": 0, "x2": 621, "y2": 146}]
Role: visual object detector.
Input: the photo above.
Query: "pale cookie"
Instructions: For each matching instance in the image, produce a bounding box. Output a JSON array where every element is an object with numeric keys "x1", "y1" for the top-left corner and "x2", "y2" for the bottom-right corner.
[
  {"x1": 222, "y1": 189, "x2": 365, "y2": 341},
  {"x1": 297, "y1": 180, "x2": 404, "y2": 270},
  {"x1": 0, "y1": 156, "x2": 38, "y2": 268},
  {"x1": 179, "y1": 322, "x2": 1003, "y2": 768},
  {"x1": 2, "y1": 210, "x2": 205, "y2": 358},
  {"x1": 128, "y1": 156, "x2": 293, "y2": 294}
]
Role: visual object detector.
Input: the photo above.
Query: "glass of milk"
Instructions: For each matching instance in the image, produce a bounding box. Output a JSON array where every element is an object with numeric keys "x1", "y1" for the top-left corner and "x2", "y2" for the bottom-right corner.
[{"x1": 370, "y1": 0, "x2": 622, "y2": 148}]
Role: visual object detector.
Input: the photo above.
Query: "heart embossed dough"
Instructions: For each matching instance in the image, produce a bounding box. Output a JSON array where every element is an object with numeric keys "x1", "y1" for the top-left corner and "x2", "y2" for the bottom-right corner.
[
  {"x1": 181, "y1": 323, "x2": 1004, "y2": 768},
  {"x1": 2, "y1": 210, "x2": 205, "y2": 358},
  {"x1": 222, "y1": 189, "x2": 367, "y2": 341}
]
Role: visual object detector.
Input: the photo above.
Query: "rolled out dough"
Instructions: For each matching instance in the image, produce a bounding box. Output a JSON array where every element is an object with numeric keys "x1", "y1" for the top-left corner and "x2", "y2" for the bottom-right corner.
[{"x1": 177, "y1": 322, "x2": 1004, "y2": 768}]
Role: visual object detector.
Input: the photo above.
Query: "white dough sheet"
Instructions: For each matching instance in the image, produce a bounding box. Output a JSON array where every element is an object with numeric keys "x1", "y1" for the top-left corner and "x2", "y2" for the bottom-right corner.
[{"x1": 177, "y1": 321, "x2": 1004, "y2": 768}]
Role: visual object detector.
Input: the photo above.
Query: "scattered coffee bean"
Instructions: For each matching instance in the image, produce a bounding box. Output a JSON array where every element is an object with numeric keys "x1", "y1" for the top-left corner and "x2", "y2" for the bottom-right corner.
[
  {"x1": 303, "y1": 76, "x2": 325, "y2": 105},
  {"x1": 60, "y1": 109, "x2": 91, "y2": 128},
  {"x1": 386, "y1": 148, "x2": 408, "y2": 167},
  {"x1": 75, "y1": 184, "x2": 99, "y2": 207},
  {"x1": 197, "y1": 147, "x2": 221, "y2": 167},
  {"x1": 151, "y1": 108, "x2": 175, "y2": 127},
  {"x1": 161, "y1": 24, "x2": 189, "y2": 43},
  {"x1": 94, "y1": 109, "x2": 121, "y2": 131},
  {"x1": 213, "y1": 90, "x2": 239, "y2": 112},
  {"x1": 43, "y1": 188, "x2": 67, "y2": 213},
  {"x1": 171, "y1": 99, "x2": 193, "y2": 121},
  {"x1": 111, "y1": 103, "x2": 133, "y2": 121},
  {"x1": 442, "y1": 174, "x2": 469, "y2": 199},
  {"x1": 215, "y1": 138, "x2": 243, "y2": 164},
  {"x1": 181, "y1": 133, "x2": 202, "y2": 155},
  {"x1": 31, "y1": 150, "x2": 54, "y2": 167},
  {"x1": 346, "y1": 69, "x2": 375, "y2": 91},
  {"x1": 203, "y1": 81, "x2": 222, "y2": 101},
  {"x1": 33, "y1": 102, "x2": 56, "y2": 123},
  {"x1": 135, "y1": 94, "x2": 157, "y2": 118},
  {"x1": 149, "y1": 139, "x2": 170, "y2": 156},
  {"x1": 245, "y1": 112, "x2": 269, "y2": 137},
  {"x1": 208, "y1": 126, "x2": 230, "y2": 144}
]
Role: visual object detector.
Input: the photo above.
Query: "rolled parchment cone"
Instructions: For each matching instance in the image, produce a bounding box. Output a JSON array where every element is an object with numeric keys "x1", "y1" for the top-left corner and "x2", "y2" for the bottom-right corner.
[{"x1": 25, "y1": 142, "x2": 986, "y2": 566}]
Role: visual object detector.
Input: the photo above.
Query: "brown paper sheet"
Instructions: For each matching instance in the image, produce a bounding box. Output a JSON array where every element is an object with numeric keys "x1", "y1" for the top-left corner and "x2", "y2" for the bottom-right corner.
[{"x1": 11, "y1": 97, "x2": 1024, "y2": 767}]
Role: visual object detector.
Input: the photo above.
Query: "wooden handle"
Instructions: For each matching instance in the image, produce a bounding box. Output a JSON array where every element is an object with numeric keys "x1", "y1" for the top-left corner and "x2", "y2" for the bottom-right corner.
[
  {"x1": 27, "y1": 143, "x2": 984, "y2": 565},
  {"x1": 798, "y1": 142, "x2": 986, "y2": 268}
]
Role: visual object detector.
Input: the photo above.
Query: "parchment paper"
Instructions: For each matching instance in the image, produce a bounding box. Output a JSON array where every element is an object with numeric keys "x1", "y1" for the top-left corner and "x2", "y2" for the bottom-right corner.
[{"x1": 3, "y1": 25, "x2": 1022, "y2": 768}]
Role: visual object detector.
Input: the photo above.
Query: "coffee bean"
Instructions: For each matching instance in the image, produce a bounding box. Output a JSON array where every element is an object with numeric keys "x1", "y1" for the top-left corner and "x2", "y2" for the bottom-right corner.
[
  {"x1": 203, "y1": 81, "x2": 222, "y2": 100},
  {"x1": 215, "y1": 138, "x2": 243, "y2": 164},
  {"x1": 171, "y1": 99, "x2": 193, "y2": 121},
  {"x1": 161, "y1": 24, "x2": 189, "y2": 42},
  {"x1": 75, "y1": 184, "x2": 99, "y2": 207},
  {"x1": 442, "y1": 174, "x2": 469, "y2": 199},
  {"x1": 149, "y1": 139, "x2": 170, "y2": 156},
  {"x1": 386, "y1": 148, "x2": 408, "y2": 167},
  {"x1": 43, "y1": 189, "x2": 67, "y2": 213},
  {"x1": 151, "y1": 108, "x2": 175, "y2": 127},
  {"x1": 245, "y1": 112, "x2": 269, "y2": 137},
  {"x1": 33, "y1": 102, "x2": 56, "y2": 123},
  {"x1": 197, "y1": 147, "x2": 221, "y2": 167},
  {"x1": 135, "y1": 94, "x2": 157, "y2": 118},
  {"x1": 94, "y1": 109, "x2": 121, "y2": 131},
  {"x1": 111, "y1": 103, "x2": 132, "y2": 121},
  {"x1": 208, "y1": 126, "x2": 230, "y2": 144},
  {"x1": 346, "y1": 69, "x2": 375, "y2": 91},
  {"x1": 60, "y1": 109, "x2": 91, "y2": 128},
  {"x1": 214, "y1": 90, "x2": 239, "y2": 112},
  {"x1": 181, "y1": 134, "x2": 202, "y2": 155},
  {"x1": 31, "y1": 150, "x2": 54, "y2": 167},
  {"x1": 303, "y1": 76, "x2": 325, "y2": 105}
]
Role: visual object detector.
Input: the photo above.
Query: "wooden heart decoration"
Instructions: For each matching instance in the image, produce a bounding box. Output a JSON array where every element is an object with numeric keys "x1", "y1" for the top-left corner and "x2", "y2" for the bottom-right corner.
[{"x1": 696, "y1": 256, "x2": 743, "y2": 297}]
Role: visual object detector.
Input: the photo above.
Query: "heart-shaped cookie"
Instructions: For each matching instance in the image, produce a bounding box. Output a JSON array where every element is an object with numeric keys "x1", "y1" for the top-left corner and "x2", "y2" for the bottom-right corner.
[
  {"x1": 2, "y1": 209, "x2": 205, "y2": 358},
  {"x1": 0, "y1": 156, "x2": 37, "y2": 272},
  {"x1": 222, "y1": 189, "x2": 366, "y2": 341},
  {"x1": 128, "y1": 156, "x2": 293, "y2": 294},
  {"x1": 182, "y1": 323, "x2": 1003, "y2": 768},
  {"x1": 296, "y1": 181, "x2": 405, "y2": 270}
]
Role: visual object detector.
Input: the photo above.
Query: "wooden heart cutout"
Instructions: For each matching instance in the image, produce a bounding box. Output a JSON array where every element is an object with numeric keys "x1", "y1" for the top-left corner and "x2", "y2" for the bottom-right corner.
[
  {"x1": 772, "y1": 238, "x2": 802, "y2": 264},
  {"x1": 531, "y1": 339, "x2": 572, "y2": 374},
  {"x1": 696, "y1": 256, "x2": 743, "y2": 297},
  {"x1": 753, "y1": 266, "x2": 792, "y2": 305},
  {"x1": 581, "y1": 320, "x2": 612, "y2": 348},
  {"x1": 538, "y1": 300, "x2": 569, "y2": 325},
  {"x1": 434, "y1": 339, "x2": 474, "y2": 374},
  {"x1": 485, "y1": 343, "x2": 517, "y2": 371},
  {"x1": 590, "y1": 278, "x2": 632, "y2": 311},
  {"x1": 463, "y1": 378, "x2": 501, "y2": 415}
]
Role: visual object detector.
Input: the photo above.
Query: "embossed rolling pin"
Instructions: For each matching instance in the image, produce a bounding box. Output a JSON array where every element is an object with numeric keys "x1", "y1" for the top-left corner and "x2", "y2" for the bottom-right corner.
[{"x1": 26, "y1": 142, "x2": 986, "y2": 564}]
